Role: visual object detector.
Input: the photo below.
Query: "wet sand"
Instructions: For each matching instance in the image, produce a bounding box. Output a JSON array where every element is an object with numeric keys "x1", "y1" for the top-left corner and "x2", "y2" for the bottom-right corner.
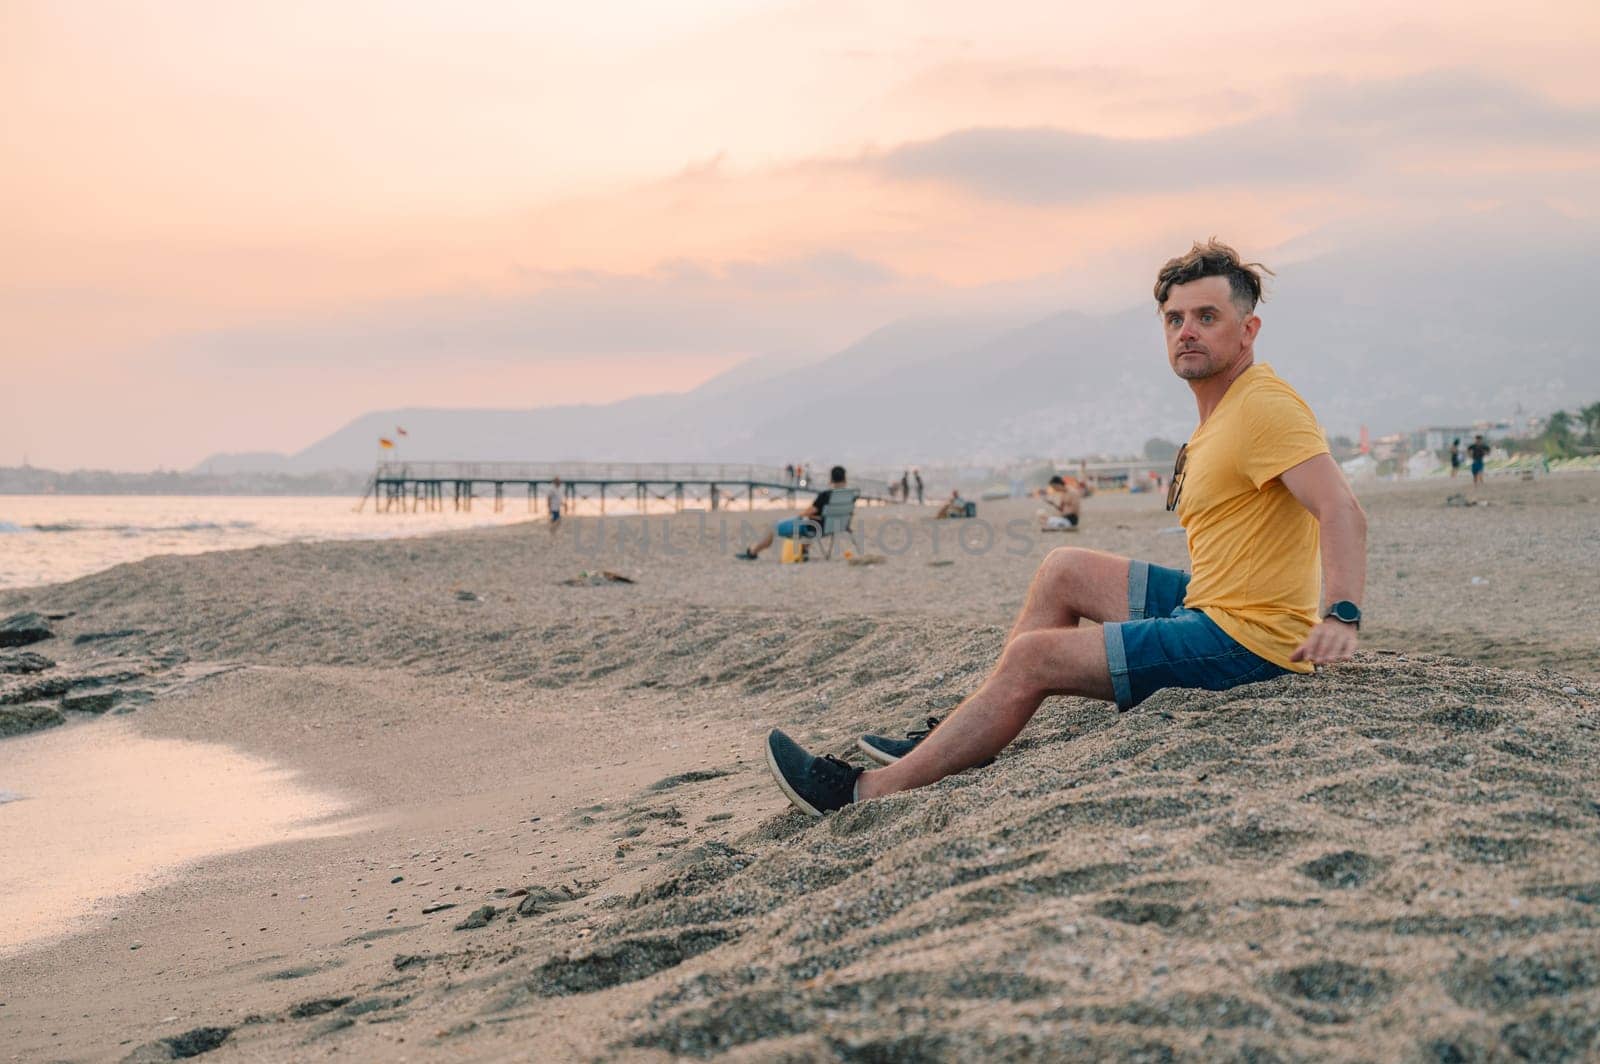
[
  {"x1": 0, "y1": 473, "x2": 1597, "y2": 1062},
  {"x1": 0, "y1": 719, "x2": 354, "y2": 955}
]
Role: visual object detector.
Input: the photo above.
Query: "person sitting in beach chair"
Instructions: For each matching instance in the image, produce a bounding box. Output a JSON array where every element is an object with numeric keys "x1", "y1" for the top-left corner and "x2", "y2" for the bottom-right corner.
[
  {"x1": 1038, "y1": 475, "x2": 1083, "y2": 531},
  {"x1": 735, "y1": 466, "x2": 849, "y2": 560},
  {"x1": 764, "y1": 240, "x2": 1369, "y2": 816},
  {"x1": 933, "y1": 490, "x2": 974, "y2": 519}
]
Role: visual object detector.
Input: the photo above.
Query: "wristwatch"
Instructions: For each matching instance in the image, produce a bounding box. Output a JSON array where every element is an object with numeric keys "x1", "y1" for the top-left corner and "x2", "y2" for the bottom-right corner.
[{"x1": 1324, "y1": 600, "x2": 1361, "y2": 629}]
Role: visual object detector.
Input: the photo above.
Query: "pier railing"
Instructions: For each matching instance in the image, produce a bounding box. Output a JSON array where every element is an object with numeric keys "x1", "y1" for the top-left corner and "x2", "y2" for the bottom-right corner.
[{"x1": 363, "y1": 460, "x2": 893, "y2": 514}]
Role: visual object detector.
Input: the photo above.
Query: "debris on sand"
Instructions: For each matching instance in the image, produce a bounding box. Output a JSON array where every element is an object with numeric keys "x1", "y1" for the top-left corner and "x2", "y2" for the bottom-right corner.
[
  {"x1": 454, "y1": 904, "x2": 499, "y2": 930},
  {"x1": 559, "y1": 570, "x2": 636, "y2": 587}
]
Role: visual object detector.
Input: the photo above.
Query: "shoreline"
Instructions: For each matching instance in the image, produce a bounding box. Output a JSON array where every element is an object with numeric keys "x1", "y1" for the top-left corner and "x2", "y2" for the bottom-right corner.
[
  {"x1": 0, "y1": 492, "x2": 825, "y2": 593},
  {"x1": 2, "y1": 474, "x2": 1598, "y2": 1061}
]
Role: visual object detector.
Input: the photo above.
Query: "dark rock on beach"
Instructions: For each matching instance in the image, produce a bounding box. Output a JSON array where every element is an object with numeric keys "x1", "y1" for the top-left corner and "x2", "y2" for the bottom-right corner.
[
  {"x1": 0, "y1": 650, "x2": 54, "y2": 674},
  {"x1": 120, "y1": 1025, "x2": 232, "y2": 1062},
  {"x1": 0, "y1": 611, "x2": 53, "y2": 648},
  {"x1": 522, "y1": 884, "x2": 581, "y2": 905},
  {"x1": 0, "y1": 702, "x2": 65, "y2": 738},
  {"x1": 0, "y1": 675, "x2": 72, "y2": 705},
  {"x1": 73, "y1": 628, "x2": 145, "y2": 645},
  {"x1": 288, "y1": 996, "x2": 354, "y2": 1019},
  {"x1": 67, "y1": 663, "x2": 154, "y2": 688},
  {"x1": 62, "y1": 689, "x2": 120, "y2": 714},
  {"x1": 454, "y1": 904, "x2": 499, "y2": 930}
]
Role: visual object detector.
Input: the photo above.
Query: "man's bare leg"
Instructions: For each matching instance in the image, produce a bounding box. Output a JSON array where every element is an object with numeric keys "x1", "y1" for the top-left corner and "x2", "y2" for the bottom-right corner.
[
  {"x1": 769, "y1": 549, "x2": 1160, "y2": 812},
  {"x1": 744, "y1": 528, "x2": 777, "y2": 557},
  {"x1": 1007, "y1": 547, "x2": 1133, "y2": 641},
  {"x1": 856, "y1": 626, "x2": 1113, "y2": 799},
  {"x1": 854, "y1": 548, "x2": 1135, "y2": 800}
]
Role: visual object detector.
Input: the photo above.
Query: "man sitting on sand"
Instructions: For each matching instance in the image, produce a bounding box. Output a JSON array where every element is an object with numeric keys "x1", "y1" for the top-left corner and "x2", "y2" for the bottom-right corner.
[
  {"x1": 933, "y1": 490, "x2": 971, "y2": 519},
  {"x1": 1038, "y1": 475, "x2": 1082, "y2": 530},
  {"x1": 735, "y1": 466, "x2": 848, "y2": 560},
  {"x1": 765, "y1": 240, "x2": 1368, "y2": 815}
]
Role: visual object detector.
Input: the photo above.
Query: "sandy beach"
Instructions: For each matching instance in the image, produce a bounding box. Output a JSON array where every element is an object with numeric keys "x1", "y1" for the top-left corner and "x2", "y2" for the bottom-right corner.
[{"x1": 3, "y1": 473, "x2": 1598, "y2": 1062}]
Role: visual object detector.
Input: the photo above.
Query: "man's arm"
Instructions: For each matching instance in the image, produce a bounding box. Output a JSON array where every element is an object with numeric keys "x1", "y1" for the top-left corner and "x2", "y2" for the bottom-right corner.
[{"x1": 1279, "y1": 453, "x2": 1367, "y2": 665}]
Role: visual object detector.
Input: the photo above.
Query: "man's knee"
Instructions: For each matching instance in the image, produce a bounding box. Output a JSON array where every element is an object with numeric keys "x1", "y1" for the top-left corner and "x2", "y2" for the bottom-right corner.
[
  {"x1": 996, "y1": 630, "x2": 1058, "y2": 695},
  {"x1": 1038, "y1": 546, "x2": 1091, "y2": 593}
]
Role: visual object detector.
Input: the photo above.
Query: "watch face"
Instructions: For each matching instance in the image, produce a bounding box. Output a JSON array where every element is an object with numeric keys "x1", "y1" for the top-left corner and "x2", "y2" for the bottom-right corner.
[{"x1": 1331, "y1": 602, "x2": 1360, "y2": 623}]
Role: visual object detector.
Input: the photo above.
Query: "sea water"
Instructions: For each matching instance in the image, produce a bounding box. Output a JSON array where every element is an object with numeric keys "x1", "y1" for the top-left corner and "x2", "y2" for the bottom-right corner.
[
  {"x1": 0, "y1": 491, "x2": 800, "y2": 590},
  {"x1": 0, "y1": 494, "x2": 546, "y2": 590},
  {"x1": 0, "y1": 719, "x2": 357, "y2": 955}
]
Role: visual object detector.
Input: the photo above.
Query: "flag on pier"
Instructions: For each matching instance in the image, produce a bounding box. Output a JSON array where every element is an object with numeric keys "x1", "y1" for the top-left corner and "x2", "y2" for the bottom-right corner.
[{"x1": 379, "y1": 437, "x2": 395, "y2": 449}]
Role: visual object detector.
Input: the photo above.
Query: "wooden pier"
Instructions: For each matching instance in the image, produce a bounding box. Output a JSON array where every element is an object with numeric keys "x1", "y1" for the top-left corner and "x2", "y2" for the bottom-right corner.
[{"x1": 360, "y1": 461, "x2": 894, "y2": 515}]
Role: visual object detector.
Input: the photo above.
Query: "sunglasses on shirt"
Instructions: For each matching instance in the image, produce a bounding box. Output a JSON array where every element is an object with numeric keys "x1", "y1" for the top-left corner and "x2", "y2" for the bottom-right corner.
[{"x1": 1166, "y1": 443, "x2": 1188, "y2": 512}]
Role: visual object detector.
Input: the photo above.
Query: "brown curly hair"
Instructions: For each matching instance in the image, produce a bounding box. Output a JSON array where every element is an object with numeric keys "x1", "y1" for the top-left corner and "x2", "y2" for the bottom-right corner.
[{"x1": 1154, "y1": 239, "x2": 1273, "y2": 315}]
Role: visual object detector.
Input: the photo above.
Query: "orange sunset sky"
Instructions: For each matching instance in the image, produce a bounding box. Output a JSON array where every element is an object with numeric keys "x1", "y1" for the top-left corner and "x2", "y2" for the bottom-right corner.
[{"x1": 3, "y1": 0, "x2": 1597, "y2": 470}]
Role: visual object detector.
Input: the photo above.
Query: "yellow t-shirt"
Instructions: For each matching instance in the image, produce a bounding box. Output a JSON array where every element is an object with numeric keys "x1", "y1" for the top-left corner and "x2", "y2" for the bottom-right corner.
[{"x1": 1176, "y1": 363, "x2": 1329, "y2": 673}]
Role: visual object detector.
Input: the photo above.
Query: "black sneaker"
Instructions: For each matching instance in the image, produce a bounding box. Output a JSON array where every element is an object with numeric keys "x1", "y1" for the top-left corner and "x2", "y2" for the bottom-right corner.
[
  {"x1": 857, "y1": 715, "x2": 942, "y2": 766},
  {"x1": 857, "y1": 716, "x2": 995, "y2": 768},
  {"x1": 765, "y1": 729, "x2": 861, "y2": 817},
  {"x1": 734, "y1": 549, "x2": 758, "y2": 561}
]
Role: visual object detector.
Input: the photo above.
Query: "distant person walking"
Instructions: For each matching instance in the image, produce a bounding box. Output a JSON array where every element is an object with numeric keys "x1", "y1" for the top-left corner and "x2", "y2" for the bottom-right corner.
[
  {"x1": 900, "y1": 470, "x2": 910, "y2": 503},
  {"x1": 914, "y1": 469, "x2": 924, "y2": 505},
  {"x1": 1468, "y1": 435, "x2": 1490, "y2": 485},
  {"x1": 546, "y1": 476, "x2": 563, "y2": 534},
  {"x1": 1449, "y1": 438, "x2": 1462, "y2": 478}
]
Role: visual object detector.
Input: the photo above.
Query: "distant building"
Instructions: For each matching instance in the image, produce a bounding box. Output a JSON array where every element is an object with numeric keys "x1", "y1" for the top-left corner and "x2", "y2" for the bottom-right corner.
[
  {"x1": 1416, "y1": 418, "x2": 1527, "y2": 452},
  {"x1": 1418, "y1": 426, "x2": 1477, "y2": 452},
  {"x1": 1371, "y1": 433, "x2": 1407, "y2": 461}
]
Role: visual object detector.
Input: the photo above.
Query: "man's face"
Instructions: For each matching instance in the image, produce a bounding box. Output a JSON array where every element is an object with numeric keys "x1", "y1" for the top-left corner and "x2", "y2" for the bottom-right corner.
[{"x1": 1160, "y1": 275, "x2": 1259, "y2": 382}]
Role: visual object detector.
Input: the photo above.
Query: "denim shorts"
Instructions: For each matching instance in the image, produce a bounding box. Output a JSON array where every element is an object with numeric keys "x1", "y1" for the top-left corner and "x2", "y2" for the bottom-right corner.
[
  {"x1": 1101, "y1": 561, "x2": 1288, "y2": 710},
  {"x1": 774, "y1": 517, "x2": 818, "y2": 539}
]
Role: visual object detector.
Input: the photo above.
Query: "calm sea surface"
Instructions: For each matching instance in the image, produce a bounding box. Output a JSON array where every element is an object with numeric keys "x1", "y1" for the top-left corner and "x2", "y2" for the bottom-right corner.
[
  {"x1": 0, "y1": 492, "x2": 798, "y2": 590},
  {"x1": 0, "y1": 495, "x2": 549, "y2": 590}
]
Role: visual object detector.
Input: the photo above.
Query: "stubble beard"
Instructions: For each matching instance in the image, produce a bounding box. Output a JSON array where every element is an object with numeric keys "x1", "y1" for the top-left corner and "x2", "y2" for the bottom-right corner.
[{"x1": 1172, "y1": 349, "x2": 1221, "y2": 381}]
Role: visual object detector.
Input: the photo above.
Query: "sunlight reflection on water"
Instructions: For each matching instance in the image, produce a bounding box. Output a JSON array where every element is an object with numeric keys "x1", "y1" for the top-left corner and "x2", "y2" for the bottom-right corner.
[{"x1": 0, "y1": 719, "x2": 362, "y2": 955}]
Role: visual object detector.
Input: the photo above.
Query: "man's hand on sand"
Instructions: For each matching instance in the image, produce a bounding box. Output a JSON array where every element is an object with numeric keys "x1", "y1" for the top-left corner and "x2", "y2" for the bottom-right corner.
[{"x1": 1290, "y1": 618, "x2": 1358, "y2": 666}]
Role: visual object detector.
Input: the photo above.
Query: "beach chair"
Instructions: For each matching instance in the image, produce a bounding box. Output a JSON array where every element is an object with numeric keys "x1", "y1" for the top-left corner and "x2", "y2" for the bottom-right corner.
[{"x1": 787, "y1": 487, "x2": 862, "y2": 561}]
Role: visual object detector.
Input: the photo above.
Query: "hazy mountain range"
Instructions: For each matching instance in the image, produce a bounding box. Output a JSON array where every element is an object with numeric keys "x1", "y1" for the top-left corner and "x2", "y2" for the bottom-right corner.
[{"x1": 197, "y1": 206, "x2": 1597, "y2": 474}]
